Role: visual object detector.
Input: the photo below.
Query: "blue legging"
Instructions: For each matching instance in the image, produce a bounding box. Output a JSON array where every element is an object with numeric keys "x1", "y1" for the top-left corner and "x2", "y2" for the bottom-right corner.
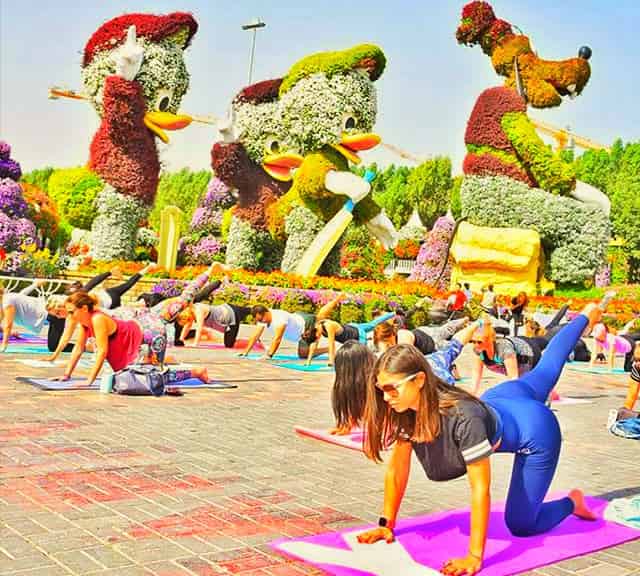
[
  {"x1": 355, "y1": 312, "x2": 396, "y2": 343},
  {"x1": 481, "y1": 314, "x2": 588, "y2": 536}
]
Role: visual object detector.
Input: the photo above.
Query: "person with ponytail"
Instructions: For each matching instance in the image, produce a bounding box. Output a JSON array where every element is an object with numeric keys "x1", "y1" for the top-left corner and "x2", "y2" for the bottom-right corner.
[
  {"x1": 330, "y1": 322, "x2": 480, "y2": 435},
  {"x1": 355, "y1": 299, "x2": 611, "y2": 575}
]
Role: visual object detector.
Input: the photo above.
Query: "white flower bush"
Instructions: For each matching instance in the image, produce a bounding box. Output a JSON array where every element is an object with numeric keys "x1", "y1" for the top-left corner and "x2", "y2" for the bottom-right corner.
[
  {"x1": 281, "y1": 206, "x2": 325, "y2": 273},
  {"x1": 91, "y1": 186, "x2": 148, "y2": 260},
  {"x1": 82, "y1": 38, "x2": 190, "y2": 116},
  {"x1": 279, "y1": 70, "x2": 377, "y2": 154},
  {"x1": 225, "y1": 215, "x2": 280, "y2": 271},
  {"x1": 234, "y1": 100, "x2": 285, "y2": 164},
  {"x1": 461, "y1": 175, "x2": 610, "y2": 283}
]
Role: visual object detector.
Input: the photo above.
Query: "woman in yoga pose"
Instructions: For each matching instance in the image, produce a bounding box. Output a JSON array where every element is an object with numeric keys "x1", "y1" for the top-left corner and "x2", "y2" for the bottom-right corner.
[
  {"x1": 373, "y1": 317, "x2": 469, "y2": 356},
  {"x1": 47, "y1": 263, "x2": 158, "y2": 361},
  {"x1": 356, "y1": 300, "x2": 609, "y2": 575},
  {"x1": 330, "y1": 322, "x2": 480, "y2": 435},
  {"x1": 54, "y1": 265, "x2": 221, "y2": 387}
]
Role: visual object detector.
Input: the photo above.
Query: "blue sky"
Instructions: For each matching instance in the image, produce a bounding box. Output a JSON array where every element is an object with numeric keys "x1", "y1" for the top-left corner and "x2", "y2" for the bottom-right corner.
[{"x1": 1, "y1": 0, "x2": 638, "y2": 175}]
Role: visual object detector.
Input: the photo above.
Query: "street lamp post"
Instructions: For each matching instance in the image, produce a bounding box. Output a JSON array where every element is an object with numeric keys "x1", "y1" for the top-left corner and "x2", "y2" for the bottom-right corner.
[{"x1": 241, "y1": 18, "x2": 266, "y2": 85}]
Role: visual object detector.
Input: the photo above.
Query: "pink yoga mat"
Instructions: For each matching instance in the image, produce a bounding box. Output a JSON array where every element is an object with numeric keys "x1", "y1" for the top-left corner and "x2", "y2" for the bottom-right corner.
[
  {"x1": 272, "y1": 496, "x2": 640, "y2": 576},
  {"x1": 294, "y1": 426, "x2": 364, "y2": 452}
]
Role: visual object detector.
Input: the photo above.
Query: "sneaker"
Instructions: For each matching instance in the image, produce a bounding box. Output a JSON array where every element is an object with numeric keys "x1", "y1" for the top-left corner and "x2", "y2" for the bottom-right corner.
[{"x1": 607, "y1": 408, "x2": 619, "y2": 430}]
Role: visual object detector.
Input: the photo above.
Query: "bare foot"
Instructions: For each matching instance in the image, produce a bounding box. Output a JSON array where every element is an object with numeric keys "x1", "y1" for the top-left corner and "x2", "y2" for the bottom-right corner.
[
  {"x1": 569, "y1": 489, "x2": 597, "y2": 521},
  {"x1": 191, "y1": 367, "x2": 209, "y2": 384},
  {"x1": 110, "y1": 266, "x2": 123, "y2": 280}
]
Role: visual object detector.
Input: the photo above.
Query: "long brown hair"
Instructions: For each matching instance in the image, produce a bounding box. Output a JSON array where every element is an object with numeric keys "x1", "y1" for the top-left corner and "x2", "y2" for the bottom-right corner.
[
  {"x1": 66, "y1": 291, "x2": 98, "y2": 311},
  {"x1": 363, "y1": 344, "x2": 484, "y2": 462},
  {"x1": 332, "y1": 341, "x2": 376, "y2": 430}
]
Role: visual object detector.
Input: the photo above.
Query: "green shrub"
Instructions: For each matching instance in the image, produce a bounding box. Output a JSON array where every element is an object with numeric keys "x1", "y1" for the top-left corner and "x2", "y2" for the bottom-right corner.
[
  {"x1": 47, "y1": 167, "x2": 104, "y2": 229},
  {"x1": 281, "y1": 290, "x2": 315, "y2": 314},
  {"x1": 149, "y1": 169, "x2": 211, "y2": 234},
  {"x1": 339, "y1": 301, "x2": 364, "y2": 324}
]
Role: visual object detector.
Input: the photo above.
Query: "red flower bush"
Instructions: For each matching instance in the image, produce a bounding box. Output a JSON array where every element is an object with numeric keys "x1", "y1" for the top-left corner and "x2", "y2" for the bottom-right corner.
[
  {"x1": 464, "y1": 87, "x2": 526, "y2": 150},
  {"x1": 89, "y1": 77, "x2": 159, "y2": 206},
  {"x1": 83, "y1": 12, "x2": 197, "y2": 66},
  {"x1": 463, "y1": 153, "x2": 534, "y2": 186},
  {"x1": 234, "y1": 79, "x2": 283, "y2": 105},
  {"x1": 456, "y1": 1, "x2": 496, "y2": 45}
]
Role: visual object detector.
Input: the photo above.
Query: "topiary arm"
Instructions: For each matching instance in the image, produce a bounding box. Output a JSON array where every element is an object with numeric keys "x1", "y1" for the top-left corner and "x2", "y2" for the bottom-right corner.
[{"x1": 501, "y1": 111, "x2": 575, "y2": 195}]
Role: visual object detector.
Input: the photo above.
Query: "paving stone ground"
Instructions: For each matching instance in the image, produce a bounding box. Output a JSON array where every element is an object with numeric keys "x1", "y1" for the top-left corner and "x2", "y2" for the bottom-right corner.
[{"x1": 1, "y1": 327, "x2": 640, "y2": 575}]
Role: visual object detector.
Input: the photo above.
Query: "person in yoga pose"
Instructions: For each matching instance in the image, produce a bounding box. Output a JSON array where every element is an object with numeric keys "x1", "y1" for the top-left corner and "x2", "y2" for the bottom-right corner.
[
  {"x1": 176, "y1": 301, "x2": 251, "y2": 348},
  {"x1": 356, "y1": 300, "x2": 609, "y2": 575},
  {"x1": 240, "y1": 294, "x2": 343, "y2": 361},
  {"x1": 469, "y1": 320, "x2": 544, "y2": 396},
  {"x1": 331, "y1": 322, "x2": 480, "y2": 435},
  {"x1": 0, "y1": 284, "x2": 72, "y2": 353},
  {"x1": 590, "y1": 321, "x2": 639, "y2": 371},
  {"x1": 54, "y1": 265, "x2": 220, "y2": 387},
  {"x1": 303, "y1": 310, "x2": 396, "y2": 366},
  {"x1": 524, "y1": 310, "x2": 591, "y2": 363},
  {"x1": 373, "y1": 317, "x2": 469, "y2": 356},
  {"x1": 620, "y1": 342, "x2": 640, "y2": 414},
  {"x1": 47, "y1": 263, "x2": 158, "y2": 361}
]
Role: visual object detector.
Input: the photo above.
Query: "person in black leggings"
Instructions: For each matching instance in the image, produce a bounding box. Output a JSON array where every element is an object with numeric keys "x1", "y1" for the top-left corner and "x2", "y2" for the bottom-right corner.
[{"x1": 47, "y1": 264, "x2": 157, "y2": 360}]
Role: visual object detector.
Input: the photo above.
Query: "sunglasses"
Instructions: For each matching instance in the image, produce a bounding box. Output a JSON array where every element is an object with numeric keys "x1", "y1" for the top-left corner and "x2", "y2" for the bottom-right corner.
[
  {"x1": 470, "y1": 339, "x2": 484, "y2": 345},
  {"x1": 376, "y1": 372, "x2": 420, "y2": 396}
]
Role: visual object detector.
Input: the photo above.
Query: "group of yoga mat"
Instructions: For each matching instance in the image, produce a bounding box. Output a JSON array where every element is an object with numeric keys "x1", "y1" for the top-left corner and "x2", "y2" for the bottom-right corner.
[{"x1": 278, "y1": 295, "x2": 640, "y2": 575}]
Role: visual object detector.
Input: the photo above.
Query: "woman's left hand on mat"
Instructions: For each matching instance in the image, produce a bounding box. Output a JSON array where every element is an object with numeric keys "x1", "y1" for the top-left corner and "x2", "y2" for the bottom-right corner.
[{"x1": 442, "y1": 554, "x2": 482, "y2": 575}]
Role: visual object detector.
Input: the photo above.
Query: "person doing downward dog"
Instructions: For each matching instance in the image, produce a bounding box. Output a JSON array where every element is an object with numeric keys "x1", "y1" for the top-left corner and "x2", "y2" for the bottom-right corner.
[
  {"x1": 331, "y1": 322, "x2": 481, "y2": 435},
  {"x1": 356, "y1": 301, "x2": 607, "y2": 575}
]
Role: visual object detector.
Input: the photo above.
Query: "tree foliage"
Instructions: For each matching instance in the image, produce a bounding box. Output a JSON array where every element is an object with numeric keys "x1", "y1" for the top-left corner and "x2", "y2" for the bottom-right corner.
[
  {"x1": 149, "y1": 169, "x2": 211, "y2": 234},
  {"x1": 20, "y1": 167, "x2": 54, "y2": 193}
]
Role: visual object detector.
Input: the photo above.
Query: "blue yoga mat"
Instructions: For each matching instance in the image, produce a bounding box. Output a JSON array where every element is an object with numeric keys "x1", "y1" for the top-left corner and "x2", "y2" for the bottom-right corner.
[
  {"x1": 174, "y1": 378, "x2": 238, "y2": 389},
  {"x1": 567, "y1": 364, "x2": 627, "y2": 375},
  {"x1": 3, "y1": 344, "x2": 53, "y2": 355},
  {"x1": 272, "y1": 362, "x2": 334, "y2": 373},
  {"x1": 17, "y1": 377, "x2": 99, "y2": 390},
  {"x1": 246, "y1": 353, "x2": 329, "y2": 362}
]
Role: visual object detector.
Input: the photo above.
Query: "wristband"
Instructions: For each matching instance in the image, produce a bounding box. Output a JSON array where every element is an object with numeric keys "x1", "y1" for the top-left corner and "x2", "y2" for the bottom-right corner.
[{"x1": 469, "y1": 552, "x2": 483, "y2": 561}]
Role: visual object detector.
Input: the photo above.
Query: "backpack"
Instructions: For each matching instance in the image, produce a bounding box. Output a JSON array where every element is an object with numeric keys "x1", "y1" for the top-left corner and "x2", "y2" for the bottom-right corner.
[{"x1": 112, "y1": 364, "x2": 167, "y2": 396}]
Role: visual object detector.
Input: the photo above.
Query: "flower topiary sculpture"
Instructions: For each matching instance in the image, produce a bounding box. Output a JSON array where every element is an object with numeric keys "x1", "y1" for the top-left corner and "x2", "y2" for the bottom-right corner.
[{"x1": 454, "y1": 1, "x2": 610, "y2": 287}]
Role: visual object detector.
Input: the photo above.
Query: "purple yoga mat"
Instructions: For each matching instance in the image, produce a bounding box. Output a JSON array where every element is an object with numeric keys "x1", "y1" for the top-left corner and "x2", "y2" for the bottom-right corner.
[
  {"x1": 272, "y1": 496, "x2": 640, "y2": 576},
  {"x1": 294, "y1": 426, "x2": 364, "y2": 452},
  {"x1": 2, "y1": 333, "x2": 47, "y2": 345}
]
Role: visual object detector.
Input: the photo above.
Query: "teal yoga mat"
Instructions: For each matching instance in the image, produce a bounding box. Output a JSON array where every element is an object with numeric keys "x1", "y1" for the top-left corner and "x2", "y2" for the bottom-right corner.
[
  {"x1": 567, "y1": 364, "x2": 627, "y2": 375},
  {"x1": 272, "y1": 362, "x2": 334, "y2": 373},
  {"x1": 246, "y1": 352, "x2": 329, "y2": 362},
  {"x1": 2, "y1": 344, "x2": 53, "y2": 355}
]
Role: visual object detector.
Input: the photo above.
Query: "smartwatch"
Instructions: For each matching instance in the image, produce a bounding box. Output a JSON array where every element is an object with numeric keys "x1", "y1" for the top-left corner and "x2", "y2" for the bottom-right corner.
[{"x1": 378, "y1": 517, "x2": 388, "y2": 528}]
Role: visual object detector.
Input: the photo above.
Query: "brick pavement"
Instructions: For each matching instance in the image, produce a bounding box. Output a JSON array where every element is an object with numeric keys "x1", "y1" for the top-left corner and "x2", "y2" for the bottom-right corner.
[{"x1": 1, "y1": 329, "x2": 640, "y2": 575}]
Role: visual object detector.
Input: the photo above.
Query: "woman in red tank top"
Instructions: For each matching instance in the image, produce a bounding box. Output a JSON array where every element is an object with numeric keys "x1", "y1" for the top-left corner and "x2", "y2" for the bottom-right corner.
[{"x1": 53, "y1": 263, "x2": 225, "y2": 387}]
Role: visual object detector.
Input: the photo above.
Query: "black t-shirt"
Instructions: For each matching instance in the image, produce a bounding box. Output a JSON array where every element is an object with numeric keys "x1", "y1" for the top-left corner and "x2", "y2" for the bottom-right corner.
[{"x1": 412, "y1": 399, "x2": 497, "y2": 482}]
